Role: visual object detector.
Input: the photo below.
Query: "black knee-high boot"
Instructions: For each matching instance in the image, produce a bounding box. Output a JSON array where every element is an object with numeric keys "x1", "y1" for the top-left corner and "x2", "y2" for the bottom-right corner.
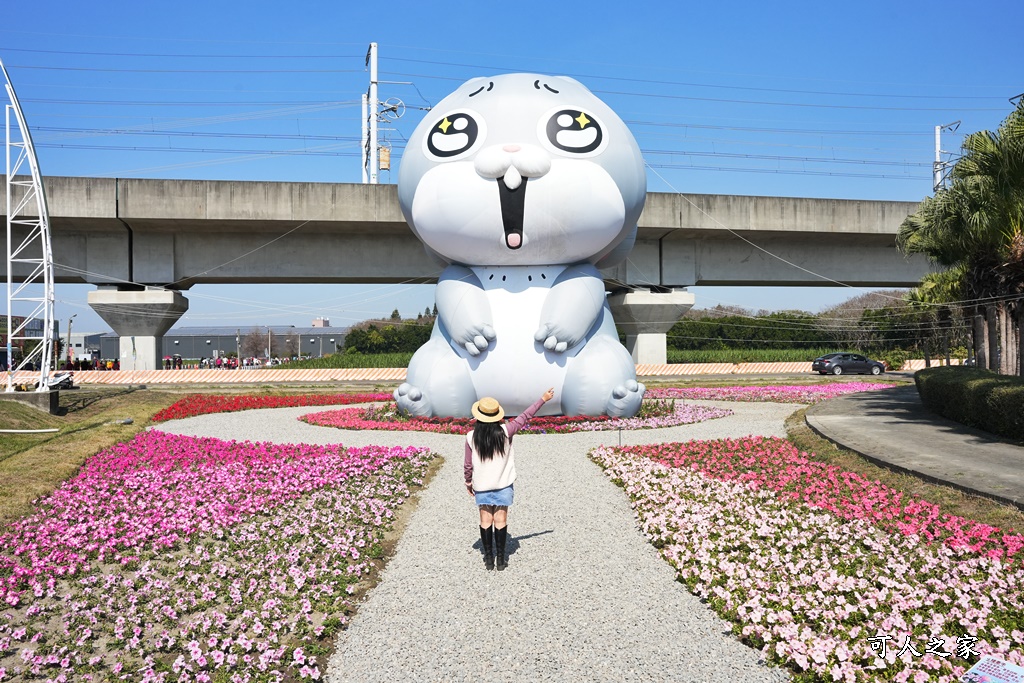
[
  {"x1": 480, "y1": 525, "x2": 495, "y2": 570},
  {"x1": 494, "y1": 526, "x2": 508, "y2": 571}
]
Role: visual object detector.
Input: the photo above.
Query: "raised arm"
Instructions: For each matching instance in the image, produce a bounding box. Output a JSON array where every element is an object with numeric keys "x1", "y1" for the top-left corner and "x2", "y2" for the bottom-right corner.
[{"x1": 505, "y1": 388, "x2": 555, "y2": 437}]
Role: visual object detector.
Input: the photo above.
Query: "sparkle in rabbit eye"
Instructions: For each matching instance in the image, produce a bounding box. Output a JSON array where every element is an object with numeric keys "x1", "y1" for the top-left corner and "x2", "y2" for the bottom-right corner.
[
  {"x1": 543, "y1": 108, "x2": 604, "y2": 155},
  {"x1": 425, "y1": 111, "x2": 483, "y2": 159}
]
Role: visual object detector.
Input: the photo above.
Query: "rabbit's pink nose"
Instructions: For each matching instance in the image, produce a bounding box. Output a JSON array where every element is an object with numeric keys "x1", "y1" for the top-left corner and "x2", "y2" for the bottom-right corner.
[{"x1": 502, "y1": 144, "x2": 521, "y2": 153}]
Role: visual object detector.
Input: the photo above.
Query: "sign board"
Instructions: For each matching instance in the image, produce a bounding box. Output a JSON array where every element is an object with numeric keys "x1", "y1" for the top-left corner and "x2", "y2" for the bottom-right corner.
[{"x1": 960, "y1": 656, "x2": 1024, "y2": 683}]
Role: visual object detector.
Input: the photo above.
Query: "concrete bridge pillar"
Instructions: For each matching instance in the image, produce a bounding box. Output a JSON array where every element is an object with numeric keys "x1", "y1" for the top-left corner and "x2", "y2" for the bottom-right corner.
[
  {"x1": 608, "y1": 289, "x2": 695, "y2": 365},
  {"x1": 88, "y1": 288, "x2": 189, "y2": 371}
]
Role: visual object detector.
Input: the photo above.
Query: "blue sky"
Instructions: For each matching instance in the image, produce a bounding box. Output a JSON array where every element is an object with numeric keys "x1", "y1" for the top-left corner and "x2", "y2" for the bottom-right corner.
[{"x1": 3, "y1": 0, "x2": 1022, "y2": 335}]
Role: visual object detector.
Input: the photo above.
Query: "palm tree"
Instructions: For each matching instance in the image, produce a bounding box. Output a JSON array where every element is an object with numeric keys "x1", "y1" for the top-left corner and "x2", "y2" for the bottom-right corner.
[
  {"x1": 906, "y1": 269, "x2": 967, "y2": 366},
  {"x1": 898, "y1": 102, "x2": 1024, "y2": 375}
]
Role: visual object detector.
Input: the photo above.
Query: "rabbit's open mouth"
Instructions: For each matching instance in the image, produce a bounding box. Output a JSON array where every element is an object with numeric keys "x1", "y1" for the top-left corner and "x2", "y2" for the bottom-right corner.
[{"x1": 497, "y1": 178, "x2": 525, "y2": 249}]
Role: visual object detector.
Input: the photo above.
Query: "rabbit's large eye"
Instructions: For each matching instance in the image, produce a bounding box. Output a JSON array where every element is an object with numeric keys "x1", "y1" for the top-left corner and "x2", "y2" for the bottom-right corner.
[
  {"x1": 543, "y1": 108, "x2": 604, "y2": 154},
  {"x1": 425, "y1": 111, "x2": 483, "y2": 160}
]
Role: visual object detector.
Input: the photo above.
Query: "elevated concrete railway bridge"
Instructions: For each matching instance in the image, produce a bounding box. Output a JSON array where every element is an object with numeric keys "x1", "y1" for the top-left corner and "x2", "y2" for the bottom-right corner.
[{"x1": 4, "y1": 176, "x2": 928, "y2": 370}]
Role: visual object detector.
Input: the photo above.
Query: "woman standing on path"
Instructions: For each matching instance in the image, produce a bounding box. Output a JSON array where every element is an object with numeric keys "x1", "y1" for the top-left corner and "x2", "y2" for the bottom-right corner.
[{"x1": 465, "y1": 388, "x2": 555, "y2": 571}]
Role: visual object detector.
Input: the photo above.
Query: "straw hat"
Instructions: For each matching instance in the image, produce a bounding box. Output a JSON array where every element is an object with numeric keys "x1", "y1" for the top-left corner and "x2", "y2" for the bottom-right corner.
[{"x1": 471, "y1": 397, "x2": 505, "y2": 422}]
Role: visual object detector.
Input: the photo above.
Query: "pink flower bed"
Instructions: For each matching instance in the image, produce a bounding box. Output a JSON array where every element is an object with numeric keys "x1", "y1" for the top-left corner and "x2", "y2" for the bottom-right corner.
[
  {"x1": 0, "y1": 431, "x2": 433, "y2": 681},
  {"x1": 624, "y1": 437, "x2": 1024, "y2": 560},
  {"x1": 647, "y1": 382, "x2": 896, "y2": 404},
  {"x1": 300, "y1": 401, "x2": 733, "y2": 433},
  {"x1": 592, "y1": 443, "x2": 1024, "y2": 682}
]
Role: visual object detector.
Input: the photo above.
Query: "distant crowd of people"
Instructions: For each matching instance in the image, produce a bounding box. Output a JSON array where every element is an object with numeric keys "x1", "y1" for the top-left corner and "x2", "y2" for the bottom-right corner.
[
  {"x1": 0, "y1": 357, "x2": 306, "y2": 372},
  {"x1": 161, "y1": 356, "x2": 296, "y2": 370},
  {"x1": 2, "y1": 356, "x2": 304, "y2": 372},
  {"x1": 60, "y1": 359, "x2": 119, "y2": 371}
]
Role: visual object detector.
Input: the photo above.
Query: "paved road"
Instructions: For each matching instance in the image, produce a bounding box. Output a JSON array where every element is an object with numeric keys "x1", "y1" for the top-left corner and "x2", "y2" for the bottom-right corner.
[{"x1": 806, "y1": 384, "x2": 1024, "y2": 510}]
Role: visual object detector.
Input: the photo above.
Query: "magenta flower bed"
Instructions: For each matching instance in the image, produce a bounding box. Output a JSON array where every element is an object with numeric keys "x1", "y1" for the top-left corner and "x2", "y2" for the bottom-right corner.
[
  {"x1": 0, "y1": 431, "x2": 433, "y2": 681},
  {"x1": 592, "y1": 443, "x2": 1024, "y2": 682},
  {"x1": 647, "y1": 382, "x2": 896, "y2": 404},
  {"x1": 300, "y1": 401, "x2": 733, "y2": 433},
  {"x1": 152, "y1": 393, "x2": 392, "y2": 422}
]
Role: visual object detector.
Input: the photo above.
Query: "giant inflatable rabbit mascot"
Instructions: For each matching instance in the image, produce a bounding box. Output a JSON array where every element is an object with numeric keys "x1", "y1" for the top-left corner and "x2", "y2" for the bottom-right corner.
[{"x1": 394, "y1": 73, "x2": 646, "y2": 418}]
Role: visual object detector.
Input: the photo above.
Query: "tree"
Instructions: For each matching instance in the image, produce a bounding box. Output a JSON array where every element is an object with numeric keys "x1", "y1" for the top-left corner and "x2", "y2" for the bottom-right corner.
[
  {"x1": 814, "y1": 290, "x2": 910, "y2": 350},
  {"x1": 283, "y1": 336, "x2": 299, "y2": 358},
  {"x1": 343, "y1": 316, "x2": 434, "y2": 354},
  {"x1": 241, "y1": 327, "x2": 267, "y2": 358},
  {"x1": 667, "y1": 309, "x2": 829, "y2": 350},
  {"x1": 390, "y1": 308, "x2": 401, "y2": 320},
  {"x1": 898, "y1": 101, "x2": 1024, "y2": 375}
]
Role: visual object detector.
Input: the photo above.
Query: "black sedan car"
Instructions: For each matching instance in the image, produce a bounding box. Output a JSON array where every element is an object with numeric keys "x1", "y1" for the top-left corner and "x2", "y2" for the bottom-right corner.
[{"x1": 812, "y1": 352, "x2": 885, "y2": 375}]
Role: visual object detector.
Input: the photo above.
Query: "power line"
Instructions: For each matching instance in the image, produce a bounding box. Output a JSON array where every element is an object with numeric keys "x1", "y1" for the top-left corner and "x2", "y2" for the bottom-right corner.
[
  {"x1": 0, "y1": 29, "x2": 368, "y2": 47},
  {"x1": 22, "y1": 82, "x2": 362, "y2": 95},
  {"x1": 10, "y1": 65, "x2": 363, "y2": 74},
  {"x1": 647, "y1": 163, "x2": 929, "y2": 180},
  {"x1": 594, "y1": 88, "x2": 1007, "y2": 113},
  {"x1": 35, "y1": 125, "x2": 365, "y2": 143},
  {"x1": 626, "y1": 119, "x2": 941, "y2": 137},
  {"x1": 35, "y1": 142, "x2": 360, "y2": 156},
  {"x1": 3, "y1": 47, "x2": 362, "y2": 59},
  {"x1": 37, "y1": 125, "x2": 918, "y2": 168},
  {"x1": 380, "y1": 71, "x2": 1007, "y2": 112},
  {"x1": 637, "y1": 131, "x2": 928, "y2": 154},
  {"x1": 382, "y1": 56, "x2": 1008, "y2": 102},
  {"x1": 644, "y1": 148, "x2": 931, "y2": 168},
  {"x1": 24, "y1": 98, "x2": 359, "y2": 106}
]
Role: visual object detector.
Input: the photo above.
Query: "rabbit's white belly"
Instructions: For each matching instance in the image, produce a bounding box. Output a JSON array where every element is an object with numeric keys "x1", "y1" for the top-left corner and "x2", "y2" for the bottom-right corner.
[{"x1": 456, "y1": 265, "x2": 576, "y2": 416}]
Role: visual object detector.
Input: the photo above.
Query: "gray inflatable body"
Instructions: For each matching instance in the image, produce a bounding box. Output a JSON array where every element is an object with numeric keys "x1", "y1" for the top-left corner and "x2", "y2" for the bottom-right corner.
[{"x1": 394, "y1": 73, "x2": 646, "y2": 417}]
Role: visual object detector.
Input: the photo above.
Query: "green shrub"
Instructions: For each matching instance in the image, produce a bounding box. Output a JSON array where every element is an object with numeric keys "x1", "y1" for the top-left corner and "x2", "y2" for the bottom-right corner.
[
  {"x1": 878, "y1": 349, "x2": 910, "y2": 371},
  {"x1": 915, "y1": 367, "x2": 1024, "y2": 442}
]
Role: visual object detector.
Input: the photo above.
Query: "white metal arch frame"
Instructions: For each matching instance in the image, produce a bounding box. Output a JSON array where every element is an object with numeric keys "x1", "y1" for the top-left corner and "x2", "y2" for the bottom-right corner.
[{"x1": 3, "y1": 59, "x2": 54, "y2": 392}]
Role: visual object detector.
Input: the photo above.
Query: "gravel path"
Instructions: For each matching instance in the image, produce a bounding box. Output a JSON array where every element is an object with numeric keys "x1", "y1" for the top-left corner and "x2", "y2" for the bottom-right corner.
[{"x1": 160, "y1": 401, "x2": 798, "y2": 682}]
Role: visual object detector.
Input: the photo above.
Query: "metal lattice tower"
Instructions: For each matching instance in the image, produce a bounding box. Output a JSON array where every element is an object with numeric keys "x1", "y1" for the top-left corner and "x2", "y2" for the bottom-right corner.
[{"x1": 3, "y1": 58, "x2": 54, "y2": 392}]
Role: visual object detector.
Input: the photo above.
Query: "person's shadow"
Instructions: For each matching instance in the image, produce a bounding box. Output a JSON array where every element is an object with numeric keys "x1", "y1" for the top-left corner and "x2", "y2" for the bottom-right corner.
[{"x1": 473, "y1": 529, "x2": 553, "y2": 557}]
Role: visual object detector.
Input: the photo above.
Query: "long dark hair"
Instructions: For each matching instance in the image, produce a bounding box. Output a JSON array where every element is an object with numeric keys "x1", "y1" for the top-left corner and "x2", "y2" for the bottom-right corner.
[{"x1": 472, "y1": 421, "x2": 507, "y2": 462}]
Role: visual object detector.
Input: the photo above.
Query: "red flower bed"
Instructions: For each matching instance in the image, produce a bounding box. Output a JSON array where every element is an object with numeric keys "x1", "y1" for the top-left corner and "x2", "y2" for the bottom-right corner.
[{"x1": 152, "y1": 392, "x2": 391, "y2": 422}]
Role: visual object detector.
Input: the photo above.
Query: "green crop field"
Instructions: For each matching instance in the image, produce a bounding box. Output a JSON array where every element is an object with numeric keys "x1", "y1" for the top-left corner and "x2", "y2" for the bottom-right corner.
[
  {"x1": 666, "y1": 348, "x2": 835, "y2": 364},
  {"x1": 280, "y1": 352, "x2": 414, "y2": 369}
]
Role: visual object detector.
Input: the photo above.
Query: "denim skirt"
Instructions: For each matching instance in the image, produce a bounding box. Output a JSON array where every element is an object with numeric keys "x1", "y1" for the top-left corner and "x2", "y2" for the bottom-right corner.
[{"x1": 474, "y1": 484, "x2": 514, "y2": 507}]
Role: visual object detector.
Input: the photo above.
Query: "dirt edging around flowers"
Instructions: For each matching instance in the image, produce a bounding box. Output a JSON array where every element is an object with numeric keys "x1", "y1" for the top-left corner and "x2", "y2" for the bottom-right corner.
[
  {"x1": 787, "y1": 407, "x2": 1024, "y2": 536},
  {"x1": 341, "y1": 453, "x2": 445, "y2": 612}
]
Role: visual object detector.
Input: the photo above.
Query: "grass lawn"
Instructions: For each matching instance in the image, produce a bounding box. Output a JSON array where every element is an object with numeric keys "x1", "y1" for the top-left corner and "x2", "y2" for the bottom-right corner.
[{"x1": 0, "y1": 388, "x2": 180, "y2": 530}]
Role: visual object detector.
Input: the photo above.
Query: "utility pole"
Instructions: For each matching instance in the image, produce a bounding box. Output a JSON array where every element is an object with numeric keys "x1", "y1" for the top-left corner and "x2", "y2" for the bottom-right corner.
[
  {"x1": 366, "y1": 43, "x2": 379, "y2": 184},
  {"x1": 933, "y1": 120, "x2": 960, "y2": 192},
  {"x1": 361, "y1": 42, "x2": 417, "y2": 184},
  {"x1": 361, "y1": 93, "x2": 369, "y2": 183},
  {"x1": 66, "y1": 313, "x2": 76, "y2": 364}
]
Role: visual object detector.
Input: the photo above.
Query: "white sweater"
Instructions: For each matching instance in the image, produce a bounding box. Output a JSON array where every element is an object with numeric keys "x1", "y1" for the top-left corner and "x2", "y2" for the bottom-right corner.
[
  {"x1": 467, "y1": 425, "x2": 517, "y2": 492},
  {"x1": 463, "y1": 398, "x2": 544, "y2": 492}
]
